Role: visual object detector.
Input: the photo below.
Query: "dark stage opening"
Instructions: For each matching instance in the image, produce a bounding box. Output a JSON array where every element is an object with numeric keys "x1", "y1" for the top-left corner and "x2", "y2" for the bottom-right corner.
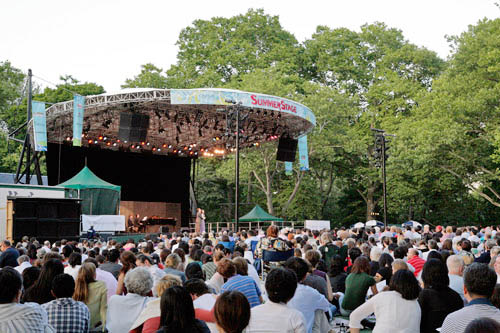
[{"x1": 46, "y1": 143, "x2": 192, "y2": 227}]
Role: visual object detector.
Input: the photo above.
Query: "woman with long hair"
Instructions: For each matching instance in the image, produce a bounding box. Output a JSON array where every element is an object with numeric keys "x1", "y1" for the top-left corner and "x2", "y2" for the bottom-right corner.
[
  {"x1": 418, "y1": 258, "x2": 463, "y2": 332},
  {"x1": 340, "y1": 256, "x2": 378, "y2": 316},
  {"x1": 375, "y1": 253, "x2": 394, "y2": 285},
  {"x1": 22, "y1": 258, "x2": 64, "y2": 304},
  {"x1": 157, "y1": 286, "x2": 210, "y2": 333},
  {"x1": 64, "y1": 252, "x2": 82, "y2": 280},
  {"x1": 73, "y1": 262, "x2": 108, "y2": 330},
  {"x1": 116, "y1": 250, "x2": 136, "y2": 295},
  {"x1": 349, "y1": 269, "x2": 422, "y2": 332},
  {"x1": 328, "y1": 254, "x2": 347, "y2": 293}
]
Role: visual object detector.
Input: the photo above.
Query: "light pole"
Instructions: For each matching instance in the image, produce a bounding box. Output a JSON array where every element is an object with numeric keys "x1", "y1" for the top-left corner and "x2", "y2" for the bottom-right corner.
[
  {"x1": 371, "y1": 128, "x2": 395, "y2": 228},
  {"x1": 226, "y1": 100, "x2": 242, "y2": 231}
]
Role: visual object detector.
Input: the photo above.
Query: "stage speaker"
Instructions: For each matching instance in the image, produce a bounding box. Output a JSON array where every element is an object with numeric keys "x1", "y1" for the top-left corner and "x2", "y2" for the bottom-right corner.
[
  {"x1": 11, "y1": 198, "x2": 81, "y2": 242},
  {"x1": 276, "y1": 136, "x2": 298, "y2": 162},
  {"x1": 160, "y1": 226, "x2": 169, "y2": 234},
  {"x1": 118, "y1": 112, "x2": 150, "y2": 142}
]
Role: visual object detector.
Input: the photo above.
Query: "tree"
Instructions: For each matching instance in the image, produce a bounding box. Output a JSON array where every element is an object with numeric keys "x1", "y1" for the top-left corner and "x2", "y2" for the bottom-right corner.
[
  {"x1": 122, "y1": 63, "x2": 168, "y2": 88},
  {"x1": 164, "y1": 9, "x2": 301, "y2": 88},
  {"x1": 0, "y1": 61, "x2": 26, "y2": 133},
  {"x1": 392, "y1": 18, "x2": 500, "y2": 218},
  {"x1": 303, "y1": 23, "x2": 445, "y2": 221}
]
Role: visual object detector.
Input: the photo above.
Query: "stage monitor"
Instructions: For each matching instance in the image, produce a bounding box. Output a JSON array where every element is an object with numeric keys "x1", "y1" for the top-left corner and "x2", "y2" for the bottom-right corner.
[
  {"x1": 118, "y1": 112, "x2": 150, "y2": 142},
  {"x1": 277, "y1": 136, "x2": 298, "y2": 162}
]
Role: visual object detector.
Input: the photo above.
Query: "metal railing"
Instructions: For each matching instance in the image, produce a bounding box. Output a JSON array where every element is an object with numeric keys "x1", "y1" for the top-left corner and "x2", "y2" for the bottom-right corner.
[{"x1": 189, "y1": 221, "x2": 304, "y2": 233}]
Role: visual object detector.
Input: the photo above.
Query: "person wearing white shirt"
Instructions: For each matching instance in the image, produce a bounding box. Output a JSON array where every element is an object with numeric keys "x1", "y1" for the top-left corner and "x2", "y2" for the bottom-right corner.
[
  {"x1": 246, "y1": 267, "x2": 306, "y2": 333},
  {"x1": 447, "y1": 255, "x2": 466, "y2": 301},
  {"x1": 284, "y1": 257, "x2": 330, "y2": 333},
  {"x1": 106, "y1": 267, "x2": 154, "y2": 333},
  {"x1": 349, "y1": 269, "x2": 421, "y2": 333},
  {"x1": 64, "y1": 252, "x2": 82, "y2": 280},
  {"x1": 14, "y1": 255, "x2": 32, "y2": 274}
]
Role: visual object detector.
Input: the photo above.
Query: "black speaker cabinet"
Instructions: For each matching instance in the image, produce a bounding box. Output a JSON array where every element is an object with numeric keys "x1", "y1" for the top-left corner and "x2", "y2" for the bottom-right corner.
[
  {"x1": 277, "y1": 136, "x2": 298, "y2": 162},
  {"x1": 9, "y1": 197, "x2": 81, "y2": 242},
  {"x1": 118, "y1": 112, "x2": 150, "y2": 142}
]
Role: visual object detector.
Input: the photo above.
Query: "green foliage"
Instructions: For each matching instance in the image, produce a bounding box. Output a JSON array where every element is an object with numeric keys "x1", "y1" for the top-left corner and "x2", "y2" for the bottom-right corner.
[
  {"x1": 165, "y1": 9, "x2": 301, "y2": 88},
  {"x1": 122, "y1": 64, "x2": 168, "y2": 88}
]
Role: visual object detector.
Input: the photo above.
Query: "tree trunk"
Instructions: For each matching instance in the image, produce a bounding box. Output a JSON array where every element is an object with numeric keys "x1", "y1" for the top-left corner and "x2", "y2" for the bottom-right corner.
[{"x1": 366, "y1": 185, "x2": 376, "y2": 221}]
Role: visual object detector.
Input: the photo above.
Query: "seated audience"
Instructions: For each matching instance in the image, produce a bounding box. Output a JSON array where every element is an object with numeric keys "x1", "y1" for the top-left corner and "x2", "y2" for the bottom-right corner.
[
  {"x1": 116, "y1": 251, "x2": 137, "y2": 295},
  {"x1": 441, "y1": 263, "x2": 500, "y2": 333},
  {"x1": 0, "y1": 240, "x2": 19, "y2": 268},
  {"x1": 341, "y1": 256, "x2": 378, "y2": 316},
  {"x1": 64, "y1": 252, "x2": 82, "y2": 280},
  {"x1": 219, "y1": 258, "x2": 262, "y2": 308},
  {"x1": 246, "y1": 267, "x2": 306, "y2": 332},
  {"x1": 156, "y1": 286, "x2": 210, "y2": 333},
  {"x1": 349, "y1": 269, "x2": 421, "y2": 333},
  {"x1": 285, "y1": 257, "x2": 330, "y2": 333},
  {"x1": 42, "y1": 273, "x2": 90, "y2": 332},
  {"x1": 163, "y1": 253, "x2": 186, "y2": 283},
  {"x1": 464, "y1": 317, "x2": 500, "y2": 333},
  {"x1": 99, "y1": 249, "x2": 121, "y2": 279},
  {"x1": 0, "y1": 267, "x2": 53, "y2": 332},
  {"x1": 214, "y1": 290, "x2": 251, "y2": 333},
  {"x1": 23, "y1": 258, "x2": 64, "y2": 304},
  {"x1": 15, "y1": 254, "x2": 32, "y2": 274},
  {"x1": 107, "y1": 267, "x2": 154, "y2": 333},
  {"x1": 447, "y1": 254, "x2": 466, "y2": 301},
  {"x1": 419, "y1": 258, "x2": 463, "y2": 332},
  {"x1": 73, "y1": 262, "x2": 108, "y2": 330},
  {"x1": 130, "y1": 274, "x2": 183, "y2": 333}
]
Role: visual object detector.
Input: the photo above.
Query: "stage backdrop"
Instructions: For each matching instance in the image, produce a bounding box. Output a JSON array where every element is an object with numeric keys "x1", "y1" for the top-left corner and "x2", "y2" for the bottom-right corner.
[{"x1": 46, "y1": 143, "x2": 192, "y2": 227}]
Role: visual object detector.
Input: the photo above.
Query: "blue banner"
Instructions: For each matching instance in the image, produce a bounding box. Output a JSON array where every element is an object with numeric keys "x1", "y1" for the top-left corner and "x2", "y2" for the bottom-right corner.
[
  {"x1": 32, "y1": 101, "x2": 47, "y2": 151},
  {"x1": 285, "y1": 162, "x2": 293, "y2": 175},
  {"x1": 73, "y1": 95, "x2": 85, "y2": 146},
  {"x1": 171, "y1": 88, "x2": 316, "y2": 127},
  {"x1": 299, "y1": 136, "x2": 309, "y2": 171}
]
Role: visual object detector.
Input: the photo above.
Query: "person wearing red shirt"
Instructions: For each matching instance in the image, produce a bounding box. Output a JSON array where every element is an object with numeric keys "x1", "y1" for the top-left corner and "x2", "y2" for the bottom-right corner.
[{"x1": 407, "y1": 248, "x2": 426, "y2": 277}]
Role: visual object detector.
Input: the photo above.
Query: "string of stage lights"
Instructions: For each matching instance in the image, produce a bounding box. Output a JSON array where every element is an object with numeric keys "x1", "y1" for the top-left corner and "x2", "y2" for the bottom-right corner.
[{"x1": 63, "y1": 131, "x2": 274, "y2": 158}]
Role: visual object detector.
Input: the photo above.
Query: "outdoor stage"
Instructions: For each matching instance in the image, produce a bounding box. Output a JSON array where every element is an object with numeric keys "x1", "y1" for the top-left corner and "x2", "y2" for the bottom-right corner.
[{"x1": 35, "y1": 88, "x2": 315, "y2": 232}]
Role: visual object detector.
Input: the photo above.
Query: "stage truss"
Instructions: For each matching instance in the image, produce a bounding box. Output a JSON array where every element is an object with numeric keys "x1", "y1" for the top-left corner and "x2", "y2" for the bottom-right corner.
[{"x1": 34, "y1": 88, "x2": 316, "y2": 157}]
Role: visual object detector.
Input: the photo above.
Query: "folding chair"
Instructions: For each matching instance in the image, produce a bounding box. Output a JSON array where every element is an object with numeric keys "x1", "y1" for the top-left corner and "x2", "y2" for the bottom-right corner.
[
  {"x1": 260, "y1": 249, "x2": 295, "y2": 280},
  {"x1": 219, "y1": 241, "x2": 235, "y2": 253},
  {"x1": 250, "y1": 240, "x2": 259, "y2": 254}
]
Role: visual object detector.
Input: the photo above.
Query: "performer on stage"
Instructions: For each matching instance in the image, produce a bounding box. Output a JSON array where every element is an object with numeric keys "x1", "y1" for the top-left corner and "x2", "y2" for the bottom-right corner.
[
  {"x1": 195, "y1": 208, "x2": 202, "y2": 233},
  {"x1": 200, "y1": 209, "x2": 206, "y2": 233}
]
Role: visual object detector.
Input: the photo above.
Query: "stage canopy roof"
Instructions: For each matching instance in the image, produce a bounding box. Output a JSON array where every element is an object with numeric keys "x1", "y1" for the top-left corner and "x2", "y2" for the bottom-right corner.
[
  {"x1": 58, "y1": 166, "x2": 120, "y2": 215},
  {"x1": 239, "y1": 204, "x2": 283, "y2": 222},
  {"x1": 58, "y1": 166, "x2": 120, "y2": 191},
  {"x1": 39, "y1": 88, "x2": 316, "y2": 158}
]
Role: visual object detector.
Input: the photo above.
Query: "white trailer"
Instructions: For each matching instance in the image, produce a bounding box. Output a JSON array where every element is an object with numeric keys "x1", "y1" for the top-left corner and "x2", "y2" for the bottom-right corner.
[{"x1": 0, "y1": 183, "x2": 66, "y2": 240}]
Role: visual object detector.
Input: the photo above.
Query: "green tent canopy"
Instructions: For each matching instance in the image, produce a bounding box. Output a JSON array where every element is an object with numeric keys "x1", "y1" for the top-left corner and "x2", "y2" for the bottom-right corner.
[
  {"x1": 58, "y1": 166, "x2": 121, "y2": 215},
  {"x1": 239, "y1": 205, "x2": 283, "y2": 222}
]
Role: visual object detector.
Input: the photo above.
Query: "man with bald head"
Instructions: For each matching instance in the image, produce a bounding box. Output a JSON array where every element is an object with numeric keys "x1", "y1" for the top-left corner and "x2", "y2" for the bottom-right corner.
[
  {"x1": 447, "y1": 255, "x2": 465, "y2": 301},
  {"x1": 407, "y1": 248, "x2": 425, "y2": 277}
]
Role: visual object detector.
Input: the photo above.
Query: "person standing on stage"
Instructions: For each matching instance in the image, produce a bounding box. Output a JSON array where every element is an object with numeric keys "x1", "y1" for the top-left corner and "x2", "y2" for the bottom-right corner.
[
  {"x1": 201, "y1": 209, "x2": 206, "y2": 234},
  {"x1": 195, "y1": 208, "x2": 202, "y2": 233}
]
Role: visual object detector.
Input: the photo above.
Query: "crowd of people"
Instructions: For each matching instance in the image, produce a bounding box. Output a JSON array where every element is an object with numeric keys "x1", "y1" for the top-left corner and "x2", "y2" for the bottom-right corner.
[{"x1": 1, "y1": 223, "x2": 500, "y2": 332}]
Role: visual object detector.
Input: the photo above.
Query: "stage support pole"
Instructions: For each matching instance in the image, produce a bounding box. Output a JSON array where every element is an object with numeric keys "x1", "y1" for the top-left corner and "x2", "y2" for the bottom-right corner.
[{"x1": 235, "y1": 103, "x2": 240, "y2": 232}]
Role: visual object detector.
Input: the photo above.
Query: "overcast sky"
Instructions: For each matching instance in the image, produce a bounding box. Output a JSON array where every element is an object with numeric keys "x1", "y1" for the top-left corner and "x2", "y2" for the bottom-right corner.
[{"x1": 1, "y1": 0, "x2": 498, "y2": 91}]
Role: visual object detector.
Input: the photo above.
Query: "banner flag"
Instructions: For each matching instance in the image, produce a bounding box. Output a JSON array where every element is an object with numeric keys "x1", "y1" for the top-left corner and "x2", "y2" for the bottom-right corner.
[
  {"x1": 73, "y1": 95, "x2": 85, "y2": 146},
  {"x1": 285, "y1": 161, "x2": 293, "y2": 175},
  {"x1": 299, "y1": 136, "x2": 309, "y2": 171},
  {"x1": 32, "y1": 101, "x2": 47, "y2": 151}
]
